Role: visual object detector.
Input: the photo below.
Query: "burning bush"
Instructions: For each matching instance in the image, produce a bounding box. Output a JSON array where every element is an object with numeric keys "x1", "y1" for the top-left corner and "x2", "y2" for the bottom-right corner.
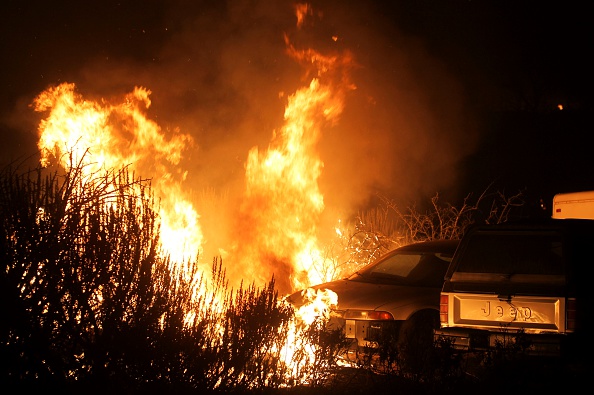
[{"x1": 0, "y1": 160, "x2": 344, "y2": 392}]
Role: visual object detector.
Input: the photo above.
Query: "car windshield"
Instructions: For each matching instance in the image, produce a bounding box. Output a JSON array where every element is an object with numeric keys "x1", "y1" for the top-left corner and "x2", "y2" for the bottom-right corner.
[{"x1": 350, "y1": 251, "x2": 453, "y2": 287}]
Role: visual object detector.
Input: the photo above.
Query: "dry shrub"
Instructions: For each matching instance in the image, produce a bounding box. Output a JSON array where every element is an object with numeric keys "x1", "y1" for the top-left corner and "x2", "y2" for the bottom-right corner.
[{"x1": 332, "y1": 187, "x2": 526, "y2": 280}]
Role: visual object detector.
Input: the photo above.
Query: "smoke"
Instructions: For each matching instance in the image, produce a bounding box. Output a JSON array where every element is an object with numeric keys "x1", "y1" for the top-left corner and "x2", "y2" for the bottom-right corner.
[{"x1": 1, "y1": 0, "x2": 479, "y2": 290}]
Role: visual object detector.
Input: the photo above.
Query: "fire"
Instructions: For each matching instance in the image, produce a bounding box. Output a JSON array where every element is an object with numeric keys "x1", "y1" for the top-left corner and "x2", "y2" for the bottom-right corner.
[
  {"x1": 231, "y1": 16, "x2": 356, "y2": 297},
  {"x1": 31, "y1": 2, "x2": 356, "y2": 383},
  {"x1": 293, "y1": 288, "x2": 338, "y2": 326},
  {"x1": 236, "y1": 78, "x2": 332, "y2": 293},
  {"x1": 33, "y1": 83, "x2": 203, "y2": 273},
  {"x1": 295, "y1": 3, "x2": 312, "y2": 28},
  {"x1": 279, "y1": 287, "x2": 339, "y2": 378},
  {"x1": 32, "y1": 1, "x2": 355, "y2": 296}
]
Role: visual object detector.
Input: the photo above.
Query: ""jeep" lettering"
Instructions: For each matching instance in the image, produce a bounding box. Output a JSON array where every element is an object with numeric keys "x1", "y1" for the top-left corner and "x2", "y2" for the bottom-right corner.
[{"x1": 482, "y1": 302, "x2": 533, "y2": 321}]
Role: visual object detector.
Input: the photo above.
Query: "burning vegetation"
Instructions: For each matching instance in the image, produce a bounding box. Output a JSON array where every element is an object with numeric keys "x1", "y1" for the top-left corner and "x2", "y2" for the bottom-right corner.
[
  {"x1": 0, "y1": 161, "x2": 351, "y2": 392},
  {"x1": 0, "y1": 4, "x2": 361, "y2": 390},
  {"x1": 31, "y1": 2, "x2": 358, "y2": 297}
]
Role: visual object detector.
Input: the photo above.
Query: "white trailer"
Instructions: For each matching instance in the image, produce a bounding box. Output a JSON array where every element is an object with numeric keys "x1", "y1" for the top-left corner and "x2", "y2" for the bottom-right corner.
[{"x1": 552, "y1": 190, "x2": 594, "y2": 219}]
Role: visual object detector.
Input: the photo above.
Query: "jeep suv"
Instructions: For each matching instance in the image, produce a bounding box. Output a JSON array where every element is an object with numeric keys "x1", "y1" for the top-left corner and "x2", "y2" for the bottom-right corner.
[{"x1": 435, "y1": 218, "x2": 594, "y2": 359}]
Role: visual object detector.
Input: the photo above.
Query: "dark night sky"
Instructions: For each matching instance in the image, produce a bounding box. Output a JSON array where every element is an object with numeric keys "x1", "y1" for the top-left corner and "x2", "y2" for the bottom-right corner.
[{"x1": 1, "y1": 0, "x2": 593, "y2": 217}]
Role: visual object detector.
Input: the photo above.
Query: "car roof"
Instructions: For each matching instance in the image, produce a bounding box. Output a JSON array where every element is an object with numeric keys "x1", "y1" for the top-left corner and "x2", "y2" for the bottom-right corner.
[
  {"x1": 395, "y1": 239, "x2": 460, "y2": 253},
  {"x1": 463, "y1": 218, "x2": 594, "y2": 237},
  {"x1": 469, "y1": 217, "x2": 594, "y2": 229}
]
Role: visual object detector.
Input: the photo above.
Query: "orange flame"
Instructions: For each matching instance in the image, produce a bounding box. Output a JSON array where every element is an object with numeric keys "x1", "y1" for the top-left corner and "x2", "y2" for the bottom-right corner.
[
  {"x1": 278, "y1": 287, "x2": 338, "y2": 378},
  {"x1": 294, "y1": 287, "x2": 338, "y2": 325},
  {"x1": 33, "y1": 83, "x2": 203, "y2": 272},
  {"x1": 231, "y1": 29, "x2": 356, "y2": 296},
  {"x1": 295, "y1": 3, "x2": 312, "y2": 28},
  {"x1": 30, "y1": 2, "x2": 357, "y2": 383},
  {"x1": 235, "y1": 78, "x2": 335, "y2": 294}
]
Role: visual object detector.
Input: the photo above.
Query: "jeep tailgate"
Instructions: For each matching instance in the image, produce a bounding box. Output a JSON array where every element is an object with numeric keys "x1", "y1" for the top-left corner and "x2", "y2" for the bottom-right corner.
[{"x1": 442, "y1": 292, "x2": 567, "y2": 333}]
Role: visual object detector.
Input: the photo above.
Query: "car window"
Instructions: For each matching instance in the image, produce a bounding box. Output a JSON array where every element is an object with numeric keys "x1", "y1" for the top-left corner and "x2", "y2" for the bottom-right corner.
[
  {"x1": 357, "y1": 251, "x2": 452, "y2": 286},
  {"x1": 369, "y1": 254, "x2": 420, "y2": 277},
  {"x1": 456, "y1": 230, "x2": 565, "y2": 276}
]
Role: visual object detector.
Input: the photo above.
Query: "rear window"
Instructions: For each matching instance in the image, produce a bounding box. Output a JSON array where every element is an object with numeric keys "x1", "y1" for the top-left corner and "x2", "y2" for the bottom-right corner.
[
  {"x1": 455, "y1": 230, "x2": 565, "y2": 277},
  {"x1": 356, "y1": 251, "x2": 453, "y2": 287}
]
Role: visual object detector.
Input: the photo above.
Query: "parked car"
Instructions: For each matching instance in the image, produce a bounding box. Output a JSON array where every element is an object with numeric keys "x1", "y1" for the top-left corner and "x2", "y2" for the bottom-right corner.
[
  {"x1": 436, "y1": 217, "x2": 594, "y2": 359},
  {"x1": 287, "y1": 239, "x2": 460, "y2": 362}
]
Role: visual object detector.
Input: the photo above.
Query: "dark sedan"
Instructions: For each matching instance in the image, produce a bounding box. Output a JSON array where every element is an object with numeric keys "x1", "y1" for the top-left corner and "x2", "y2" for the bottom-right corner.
[{"x1": 288, "y1": 239, "x2": 460, "y2": 364}]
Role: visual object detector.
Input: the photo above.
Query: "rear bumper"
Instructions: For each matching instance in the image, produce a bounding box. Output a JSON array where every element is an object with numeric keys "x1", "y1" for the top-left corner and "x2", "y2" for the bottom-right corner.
[
  {"x1": 344, "y1": 319, "x2": 401, "y2": 347},
  {"x1": 434, "y1": 327, "x2": 566, "y2": 357}
]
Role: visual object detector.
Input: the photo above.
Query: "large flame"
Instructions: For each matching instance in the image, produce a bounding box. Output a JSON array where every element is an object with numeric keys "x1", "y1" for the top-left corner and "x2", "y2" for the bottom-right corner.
[
  {"x1": 24, "y1": 3, "x2": 367, "y2": 387},
  {"x1": 234, "y1": 78, "x2": 338, "y2": 294},
  {"x1": 229, "y1": 15, "x2": 356, "y2": 296},
  {"x1": 34, "y1": 83, "x2": 203, "y2": 273},
  {"x1": 32, "y1": 2, "x2": 356, "y2": 379},
  {"x1": 32, "y1": 2, "x2": 355, "y2": 296}
]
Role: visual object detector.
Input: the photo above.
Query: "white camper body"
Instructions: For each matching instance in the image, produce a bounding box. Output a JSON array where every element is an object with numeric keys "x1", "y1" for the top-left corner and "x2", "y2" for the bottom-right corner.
[{"x1": 552, "y1": 190, "x2": 594, "y2": 220}]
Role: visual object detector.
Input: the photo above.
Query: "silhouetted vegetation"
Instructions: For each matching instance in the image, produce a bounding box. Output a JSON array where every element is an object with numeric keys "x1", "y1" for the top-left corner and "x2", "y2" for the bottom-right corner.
[
  {"x1": 2, "y1": 160, "x2": 582, "y2": 394},
  {"x1": 325, "y1": 186, "x2": 527, "y2": 282},
  {"x1": 0, "y1": 160, "x2": 343, "y2": 393}
]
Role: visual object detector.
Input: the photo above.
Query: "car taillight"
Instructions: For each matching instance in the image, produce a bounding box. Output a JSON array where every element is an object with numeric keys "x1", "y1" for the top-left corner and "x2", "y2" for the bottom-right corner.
[
  {"x1": 439, "y1": 294, "x2": 448, "y2": 325},
  {"x1": 343, "y1": 310, "x2": 394, "y2": 320},
  {"x1": 566, "y1": 297, "x2": 576, "y2": 332}
]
